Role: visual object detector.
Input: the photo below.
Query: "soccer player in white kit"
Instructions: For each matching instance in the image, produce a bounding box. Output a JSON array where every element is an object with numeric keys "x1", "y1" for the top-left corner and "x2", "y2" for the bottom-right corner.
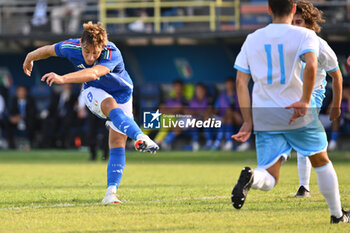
[
  {"x1": 292, "y1": 0, "x2": 343, "y2": 198},
  {"x1": 230, "y1": 0, "x2": 349, "y2": 223}
]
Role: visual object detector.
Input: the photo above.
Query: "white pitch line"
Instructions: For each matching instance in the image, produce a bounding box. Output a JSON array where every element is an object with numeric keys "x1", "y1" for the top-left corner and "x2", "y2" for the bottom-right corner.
[{"x1": 0, "y1": 196, "x2": 229, "y2": 211}]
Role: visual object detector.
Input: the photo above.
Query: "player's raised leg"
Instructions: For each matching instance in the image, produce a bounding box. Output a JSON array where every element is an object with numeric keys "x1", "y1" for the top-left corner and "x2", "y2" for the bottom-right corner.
[
  {"x1": 101, "y1": 97, "x2": 159, "y2": 154},
  {"x1": 231, "y1": 134, "x2": 284, "y2": 209},
  {"x1": 231, "y1": 165, "x2": 279, "y2": 209}
]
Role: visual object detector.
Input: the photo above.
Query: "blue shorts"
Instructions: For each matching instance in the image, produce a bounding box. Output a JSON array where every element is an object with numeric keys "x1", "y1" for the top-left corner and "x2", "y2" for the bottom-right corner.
[{"x1": 255, "y1": 119, "x2": 328, "y2": 169}]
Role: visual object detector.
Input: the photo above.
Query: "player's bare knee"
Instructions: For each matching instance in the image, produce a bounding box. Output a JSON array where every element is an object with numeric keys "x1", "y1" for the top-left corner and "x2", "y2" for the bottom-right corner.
[
  {"x1": 309, "y1": 151, "x2": 330, "y2": 168},
  {"x1": 101, "y1": 97, "x2": 119, "y2": 117},
  {"x1": 109, "y1": 130, "x2": 127, "y2": 148}
]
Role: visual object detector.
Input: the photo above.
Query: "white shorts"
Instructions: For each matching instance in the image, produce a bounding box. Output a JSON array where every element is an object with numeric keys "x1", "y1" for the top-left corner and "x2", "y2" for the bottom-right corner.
[{"x1": 81, "y1": 87, "x2": 133, "y2": 135}]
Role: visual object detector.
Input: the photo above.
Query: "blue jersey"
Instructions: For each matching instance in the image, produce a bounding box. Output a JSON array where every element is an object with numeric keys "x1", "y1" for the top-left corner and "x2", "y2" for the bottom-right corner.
[{"x1": 54, "y1": 39, "x2": 133, "y2": 104}]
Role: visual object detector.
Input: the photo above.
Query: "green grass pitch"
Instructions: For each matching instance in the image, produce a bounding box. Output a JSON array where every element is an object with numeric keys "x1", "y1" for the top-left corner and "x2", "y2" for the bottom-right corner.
[{"x1": 0, "y1": 150, "x2": 350, "y2": 232}]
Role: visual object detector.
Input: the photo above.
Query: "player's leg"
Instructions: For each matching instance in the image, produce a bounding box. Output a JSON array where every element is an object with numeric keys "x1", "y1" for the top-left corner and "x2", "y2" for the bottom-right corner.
[
  {"x1": 101, "y1": 97, "x2": 141, "y2": 139},
  {"x1": 81, "y1": 87, "x2": 158, "y2": 153},
  {"x1": 308, "y1": 151, "x2": 349, "y2": 223},
  {"x1": 101, "y1": 97, "x2": 158, "y2": 153},
  {"x1": 231, "y1": 132, "x2": 290, "y2": 209},
  {"x1": 287, "y1": 124, "x2": 349, "y2": 223},
  {"x1": 294, "y1": 90, "x2": 324, "y2": 197},
  {"x1": 102, "y1": 129, "x2": 127, "y2": 204},
  {"x1": 295, "y1": 152, "x2": 312, "y2": 197}
]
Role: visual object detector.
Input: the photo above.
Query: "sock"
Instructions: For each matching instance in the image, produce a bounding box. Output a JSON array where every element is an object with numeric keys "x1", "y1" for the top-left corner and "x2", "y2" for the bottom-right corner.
[
  {"x1": 106, "y1": 186, "x2": 116, "y2": 195},
  {"x1": 107, "y1": 147, "x2": 126, "y2": 190},
  {"x1": 204, "y1": 128, "x2": 212, "y2": 141},
  {"x1": 164, "y1": 131, "x2": 176, "y2": 145},
  {"x1": 191, "y1": 129, "x2": 199, "y2": 143},
  {"x1": 331, "y1": 132, "x2": 339, "y2": 142},
  {"x1": 224, "y1": 124, "x2": 234, "y2": 142},
  {"x1": 297, "y1": 152, "x2": 311, "y2": 191},
  {"x1": 215, "y1": 130, "x2": 224, "y2": 145},
  {"x1": 109, "y1": 108, "x2": 143, "y2": 140},
  {"x1": 252, "y1": 167, "x2": 275, "y2": 191},
  {"x1": 314, "y1": 161, "x2": 342, "y2": 218}
]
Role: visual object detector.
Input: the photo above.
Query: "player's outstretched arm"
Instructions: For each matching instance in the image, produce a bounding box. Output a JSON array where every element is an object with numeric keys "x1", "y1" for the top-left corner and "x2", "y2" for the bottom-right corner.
[
  {"x1": 231, "y1": 71, "x2": 252, "y2": 143},
  {"x1": 23, "y1": 45, "x2": 57, "y2": 76},
  {"x1": 41, "y1": 65, "x2": 110, "y2": 86},
  {"x1": 286, "y1": 52, "x2": 317, "y2": 124},
  {"x1": 328, "y1": 69, "x2": 343, "y2": 121}
]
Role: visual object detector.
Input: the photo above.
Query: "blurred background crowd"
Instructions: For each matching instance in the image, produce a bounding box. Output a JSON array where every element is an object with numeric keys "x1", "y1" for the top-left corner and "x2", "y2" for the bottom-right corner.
[{"x1": 0, "y1": 0, "x2": 350, "y2": 159}]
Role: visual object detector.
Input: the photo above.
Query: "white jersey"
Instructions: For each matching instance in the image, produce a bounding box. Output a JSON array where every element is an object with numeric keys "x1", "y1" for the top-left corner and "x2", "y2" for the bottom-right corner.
[
  {"x1": 234, "y1": 24, "x2": 320, "y2": 131},
  {"x1": 313, "y1": 37, "x2": 338, "y2": 90}
]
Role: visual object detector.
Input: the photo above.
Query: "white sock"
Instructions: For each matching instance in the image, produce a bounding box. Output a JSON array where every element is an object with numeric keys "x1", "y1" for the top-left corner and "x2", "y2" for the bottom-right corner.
[
  {"x1": 106, "y1": 186, "x2": 116, "y2": 195},
  {"x1": 314, "y1": 161, "x2": 342, "y2": 218},
  {"x1": 252, "y1": 167, "x2": 275, "y2": 191},
  {"x1": 297, "y1": 152, "x2": 311, "y2": 191}
]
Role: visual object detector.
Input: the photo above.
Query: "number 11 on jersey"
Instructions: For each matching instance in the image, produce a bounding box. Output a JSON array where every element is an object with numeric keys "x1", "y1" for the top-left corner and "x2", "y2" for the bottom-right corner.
[{"x1": 264, "y1": 44, "x2": 286, "y2": 85}]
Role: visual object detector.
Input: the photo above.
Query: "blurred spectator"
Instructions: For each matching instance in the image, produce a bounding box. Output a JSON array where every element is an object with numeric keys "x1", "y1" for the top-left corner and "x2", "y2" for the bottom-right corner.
[
  {"x1": 348, "y1": 0, "x2": 350, "y2": 21},
  {"x1": 128, "y1": 9, "x2": 152, "y2": 33},
  {"x1": 128, "y1": 4, "x2": 183, "y2": 33},
  {"x1": 39, "y1": 84, "x2": 80, "y2": 148},
  {"x1": 158, "y1": 80, "x2": 188, "y2": 149},
  {"x1": 0, "y1": 68, "x2": 13, "y2": 104},
  {"x1": 77, "y1": 94, "x2": 109, "y2": 161},
  {"x1": 186, "y1": 83, "x2": 213, "y2": 151},
  {"x1": 86, "y1": 111, "x2": 109, "y2": 160},
  {"x1": 161, "y1": 7, "x2": 184, "y2": 33},
  {"x1": 328, "y1": 83, "x2": 350, "y2": 150},
  {"x1": 51, "y1": 0, "x2": 86, "y2": 34},
  {"x1": 8, "y1": 86, "x2": 37, "y2": 150},
  {"x1": 211, "y1": 77, "x2": 248, "y2": 151},
  {"x1": 0, "y1": 93, "x2": 6, "y2": 149},
  {"x1": 32, "y1": 0, "x2": 48, "y2": 28}
]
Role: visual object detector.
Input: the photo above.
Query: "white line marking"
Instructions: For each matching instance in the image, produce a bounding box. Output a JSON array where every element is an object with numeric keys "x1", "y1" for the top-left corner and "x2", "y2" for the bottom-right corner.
[{"x1": 0, "y1": 196, "x2": 228, "y2": 211}]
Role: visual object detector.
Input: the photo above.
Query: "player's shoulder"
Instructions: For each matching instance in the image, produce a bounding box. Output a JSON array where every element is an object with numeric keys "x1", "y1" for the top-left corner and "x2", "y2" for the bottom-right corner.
[
  {"x1": 317, "y1": 36, "x2": 336, "y2": 62},
  {"x1": 284, "y1": 25, "x2": 319, "y2": 42},
  {"x1": 317, "y1": 36, "x2": 330, "y2": 49},
  {"x1": 60, "y1": 38, "x2": 82, "y2": 48},
  {"x1": 104, "y1": 41, "x2": 119, "y2": 52},
  {"x1": 58, "y1": 38, "x2": 82, "y2": 55},
  {"x1": 245, "y1": 26, "x2": 266, "y2": 41}
]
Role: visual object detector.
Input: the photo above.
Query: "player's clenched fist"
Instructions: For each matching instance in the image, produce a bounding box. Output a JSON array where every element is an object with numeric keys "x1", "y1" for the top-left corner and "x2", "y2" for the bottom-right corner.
[{"x1": 41, "y1": 72, "x2": 64, "y2": 86}]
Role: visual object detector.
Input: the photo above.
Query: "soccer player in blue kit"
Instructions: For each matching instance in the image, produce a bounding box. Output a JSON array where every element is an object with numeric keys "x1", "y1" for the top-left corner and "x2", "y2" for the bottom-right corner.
[{"x1": 23, "y1": 22, "x2": 159, "y2": 204}]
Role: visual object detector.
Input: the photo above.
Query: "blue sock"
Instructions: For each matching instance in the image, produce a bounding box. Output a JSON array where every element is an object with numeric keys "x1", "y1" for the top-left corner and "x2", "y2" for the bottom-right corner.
[
  {"x1": 331, "y1": 132, "x2": 339, "y2": 141},
  {"x1": 191, "y1": 129, "x2": 199, "y2": 143},
  {"x1": 224, "y1": 124, "x2": 234, "y2": 142},
  {"x1": 216, "y1": 130, "x2": 224, "y2": 143},
  {"x1": 204, "y1": 128, "x2": 212, "y2": 141},
  {"x1": 109, "y1": 108, "x2": 143, "y2": 140},
  {"x1": 164, "y1": 131, "x2": 176, "y2": 145},
  {"x1": 107, "y1": 147, "x2": 126, "y2": 188}
]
